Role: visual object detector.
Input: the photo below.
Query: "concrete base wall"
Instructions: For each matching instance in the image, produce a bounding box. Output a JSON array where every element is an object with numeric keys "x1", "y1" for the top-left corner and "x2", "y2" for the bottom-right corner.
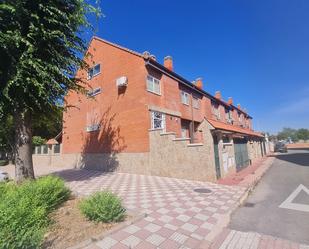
[
  {"x1": 33, "y1": 119, "x2": 217, "y2": 182},
  {"x1": 33, "y1": 119, "x2": 266, "y2": 183}
]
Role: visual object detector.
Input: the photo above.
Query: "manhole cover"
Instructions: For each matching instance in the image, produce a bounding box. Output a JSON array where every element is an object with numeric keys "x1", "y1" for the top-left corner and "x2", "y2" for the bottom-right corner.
[
  {"x1": 243, "y1": 202, "x2": 255, "y2": 207},
  {"x1": 194, "y1": 188, "x2": 212, "y2": 193}
]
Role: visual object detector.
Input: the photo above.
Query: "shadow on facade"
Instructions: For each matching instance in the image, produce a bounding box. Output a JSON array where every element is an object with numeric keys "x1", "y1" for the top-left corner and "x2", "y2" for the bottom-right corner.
[{"x1": 79, "y1": 106, "x2": 127, "y2": 172}]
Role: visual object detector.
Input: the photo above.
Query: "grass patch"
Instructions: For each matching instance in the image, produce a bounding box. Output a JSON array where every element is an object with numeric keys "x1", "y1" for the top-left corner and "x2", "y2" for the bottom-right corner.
[
  {"x1": 79, "y1": 191, "x2": 126, "y2": 223},
  {"x1": 0, "y1": 175, "x2": 70, "y2": 249}
]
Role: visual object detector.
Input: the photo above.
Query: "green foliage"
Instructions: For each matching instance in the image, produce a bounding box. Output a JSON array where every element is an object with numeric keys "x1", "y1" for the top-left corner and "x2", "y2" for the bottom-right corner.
[
  {"x1": 0, "y1": 159, "x2": 9, "y2": 166},
  {"x1": 32, "y1": 105, "x2": 63, "y2": 139},
  {"x1": 0, "y1": 0, "x2": 101, "y2": 180},
  {"x1": 0, "y1": 115, "x2": 14, "y2": 154},
  {"x1": 32, "y1": 136, "x2": 46, "y2": 147},
  {"x1": 0, "y1": 175, "x2": 70, "y2": 249},
  {"x1": 0, "y1": 107, "x2": 62, "y2": 155},
  {"x1": 0, "y1": 0, "x2": 101, "y2": 116},
  {"x1": 276, "y1": 127, "x2": 309, "y2": 141},
  {"x1": 295, "y1": 128, "x2": 309, "y2": 141},
  {"x1": 79, "y1": 191, "x2": 126, "y2": 223}
]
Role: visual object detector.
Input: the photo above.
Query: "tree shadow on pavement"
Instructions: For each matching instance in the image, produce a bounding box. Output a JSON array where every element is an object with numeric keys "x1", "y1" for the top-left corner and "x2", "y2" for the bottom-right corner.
[
  {"x1": 52, "y1": 168, "x2": 113, "y2": 183},
  {"x1": 275, "y1": 150, "x2": 309, "y2": 167}
]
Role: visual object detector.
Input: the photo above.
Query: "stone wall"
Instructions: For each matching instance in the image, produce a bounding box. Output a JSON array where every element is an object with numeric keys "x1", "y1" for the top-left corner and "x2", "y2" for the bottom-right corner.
[
  {"x1": 33, "y1": 119, "x2": 217, "y2": 182},
  {"x1": 32, "y1": 120, "x2": 267, "y2": 183},
  {"x1": 247, "y1": 139, "x2": 263, "y2": 161},
  {"x1": 216, "y1": 133, "x2": 236, "y2": 178},
  {"x1": 147, "y1": 119, "x2": 216, "y2": 182}
]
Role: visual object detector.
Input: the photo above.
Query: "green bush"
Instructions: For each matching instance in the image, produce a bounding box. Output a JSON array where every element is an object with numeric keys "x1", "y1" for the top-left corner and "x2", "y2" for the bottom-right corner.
[
  {"x1": 0, "y1": 175, "x2": 70, "y2": 249},
  {"x1": 0, "y1": 159, "x2": 9, "y2": 166},
  {"x1": 32, "y1": 136, "x2": 46, "y2": 147},
  {"x1": 79, "y1": 191, "x2": 126, "y2": 223}
]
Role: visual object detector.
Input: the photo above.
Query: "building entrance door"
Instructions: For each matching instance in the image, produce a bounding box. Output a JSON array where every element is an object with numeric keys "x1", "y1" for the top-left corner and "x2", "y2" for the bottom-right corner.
[
  {"x1": 233, "y1": 137, "x2": 250, "y2": 172},
  {"x1": 213, "y1": 135, "x2": 221, "y2": 179}
]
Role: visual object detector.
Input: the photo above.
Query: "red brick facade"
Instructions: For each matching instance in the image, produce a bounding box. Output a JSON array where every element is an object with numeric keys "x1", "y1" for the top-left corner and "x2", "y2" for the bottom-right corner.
[{"x1": 62, "y1": 37, "x2": 260, "y2": 155}]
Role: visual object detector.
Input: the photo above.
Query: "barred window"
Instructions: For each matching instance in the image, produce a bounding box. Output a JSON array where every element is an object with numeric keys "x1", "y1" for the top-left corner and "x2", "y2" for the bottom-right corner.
[{"x1": 151, "y1": 111, "x2": 165, "y2": 130}]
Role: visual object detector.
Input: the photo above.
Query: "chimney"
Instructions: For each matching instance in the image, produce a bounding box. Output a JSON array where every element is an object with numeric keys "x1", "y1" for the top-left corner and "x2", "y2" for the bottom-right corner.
[
  {"x1": 215, "y1": 91, "x2": 222, "y2": 100},
  {"x1": 150, "y1": 54, "x2": 156, "y2": 61},
  {"x1": 237, "y1": 104, "x2": 241, "y2": 109},
  {"x1": 228, "y1": 97, "x2": 233, "y2": 105},
  {"x1": 195, "y1": 77, "x2": 203, "y2": 89},
  {"x1": 164, "y1": 56, "x2": 173, "y2": 71}
]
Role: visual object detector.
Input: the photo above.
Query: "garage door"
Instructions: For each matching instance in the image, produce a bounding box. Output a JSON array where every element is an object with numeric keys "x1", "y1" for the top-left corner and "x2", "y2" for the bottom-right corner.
[{"x1": 233, "y1": 138, "x2": 250, "y2": 172}]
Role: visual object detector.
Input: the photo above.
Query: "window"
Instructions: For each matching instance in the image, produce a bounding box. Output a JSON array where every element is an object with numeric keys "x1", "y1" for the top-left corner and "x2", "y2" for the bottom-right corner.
[
  {"x1": 147, "y1": 75, "x2": 161, "y2": 95},
  {"x1": 36, "y1": 146, "x2": 41, "y2": 154},
  {"x1": 222, "y1": 136, "x2": 230, "y2": 143},
  {"x1": 87, "y1": 87, "x2": 101, "y2": 97},
  {"x1": 181, "y1": 128, "x2": 188, "y2": 138},
  {"x1": 88, "y1": 64, "x2": 101, "y2": 79},
  {"x1": 42, "y1": 145, "x2": 48, "y2": 154},
  {"x1": 181, "y1": 91, "x2": 190, "y2": 105},
  {"x1": 86, "y1": 124, "x2": 100, "y2": 132},
  {"x1": 212, "y1": 101, "x2": 221, "y2": 120},
  {"x1": 54, "y1": 144, "x2": 61, "y2": 154},
  {"x1": 225, "y1": 109, "x2": 233, "y2": 123},
  {"x1": 238, "y1": 112, "x2": 243, "y2": 122},
  {"x1": 151, "y1": 111, "x2": 165, "y2": 130},
  {"x1": 193, "y1": 97, "x2": 199, "y2": 109}
]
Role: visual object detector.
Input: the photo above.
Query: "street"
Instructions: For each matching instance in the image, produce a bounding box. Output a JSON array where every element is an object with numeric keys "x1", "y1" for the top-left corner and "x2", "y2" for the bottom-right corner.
[{"x1": 229, "y1": 149, "x2": 309, "y2": 244}]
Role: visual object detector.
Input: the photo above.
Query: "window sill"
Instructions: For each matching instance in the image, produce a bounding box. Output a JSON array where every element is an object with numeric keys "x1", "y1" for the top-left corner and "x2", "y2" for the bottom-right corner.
[
  {"x1": 187, "y1": 143, "x2": 203, "y2": 147},
  {"x1": 147, "y1": 90, "x2": 161, "y2": 96},
  {"x1": 87, "y1": 72, "x2": 101, "y2": 80},
  {"x1": 173, "y1": 138, "x2": 190, "y2": 141},
  {"x1": 148, "y1": 128, "x2": 164, "y2": 131}
]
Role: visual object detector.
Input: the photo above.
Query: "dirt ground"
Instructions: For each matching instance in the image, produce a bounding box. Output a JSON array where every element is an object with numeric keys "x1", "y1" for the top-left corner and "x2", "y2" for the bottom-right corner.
[{"x1": 43, "y1": 198, "x2": 117, "y2": 249}]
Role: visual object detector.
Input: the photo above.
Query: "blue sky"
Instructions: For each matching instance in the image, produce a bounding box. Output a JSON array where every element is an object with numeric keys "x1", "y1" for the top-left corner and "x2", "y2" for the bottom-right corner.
[{"x1": 89, "y1": 0, "x2": 309, "y2": 134}]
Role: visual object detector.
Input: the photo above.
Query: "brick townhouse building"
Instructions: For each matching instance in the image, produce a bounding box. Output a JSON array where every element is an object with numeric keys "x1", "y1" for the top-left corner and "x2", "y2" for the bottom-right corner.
[{"x1": 35, "y1": 37, "x2": 267, "y2": 182}]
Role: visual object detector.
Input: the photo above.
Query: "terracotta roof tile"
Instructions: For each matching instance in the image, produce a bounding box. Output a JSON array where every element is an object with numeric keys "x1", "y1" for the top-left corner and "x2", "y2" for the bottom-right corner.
[
  {"x1": 46, "y1": 139, "x2": 58, "y2": 145},
  {"x1": 207, "y1": 118, "x2": 264, "y2": 138}
]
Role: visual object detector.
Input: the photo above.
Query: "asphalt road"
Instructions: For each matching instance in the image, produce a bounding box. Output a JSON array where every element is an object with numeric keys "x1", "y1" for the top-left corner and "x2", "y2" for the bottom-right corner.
[{"x1": 229, "y1": 149, "x2": 309, "y2": 244}]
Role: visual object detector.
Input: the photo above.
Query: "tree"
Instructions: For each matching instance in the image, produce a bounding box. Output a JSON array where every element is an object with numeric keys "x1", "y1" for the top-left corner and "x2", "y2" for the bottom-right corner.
[
  {"x1": 0, "y1": 0, "x2": 100, "y2": 182},
  {"x1": 277, "y1": 127, "x2": 297, "y2": 141},
  {"x1": 296, "y1": 128, "x2": 309, "y2": 141},
  {"x1": 0, "y1": 115, "x2": 14, "y2": 158},
  {"x1": 32, "y1": 105, "x2": 63, "y2": 139}
]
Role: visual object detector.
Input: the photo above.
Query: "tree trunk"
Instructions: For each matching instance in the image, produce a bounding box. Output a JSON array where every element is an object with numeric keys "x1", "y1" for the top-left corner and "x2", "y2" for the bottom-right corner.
[{"x1": 14, "y1": 111, "x2": 34, "y2": 182}]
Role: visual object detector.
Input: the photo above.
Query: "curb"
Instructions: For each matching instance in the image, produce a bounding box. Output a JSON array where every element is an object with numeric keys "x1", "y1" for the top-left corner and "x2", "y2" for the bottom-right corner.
[
  {"x1": 201, "y1": 156, "x2": 275, "y2": 248},
  {"x1": 66, "y1": 211, "x2": 147, "y2": 249}
]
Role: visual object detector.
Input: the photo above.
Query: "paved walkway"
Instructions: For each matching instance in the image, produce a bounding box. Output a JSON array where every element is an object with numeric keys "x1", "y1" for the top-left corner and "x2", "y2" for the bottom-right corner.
[
  {"x1": 211, "y1": 229, "x2": 309, "y2": 249},
  {"x1": 54, "y1": 169, "x2": 246, "y2": 249},
  {"x1": 5, "y1": 157, "x2": 308, "y2": 248},
  {"x1": 217, "y1": 156, "x2": 275, "y2": 187}
]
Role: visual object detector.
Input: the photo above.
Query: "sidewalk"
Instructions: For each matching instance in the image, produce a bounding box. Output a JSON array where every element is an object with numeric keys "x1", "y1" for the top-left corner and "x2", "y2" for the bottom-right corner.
[
  {"x1": 52, "y1": 169, "x2": 247, "y2": 249},
  {"x1": 206, "y1": 155, "x2": 309, "y2": 249},
  {"x1": 209, "y1": 229, "x2": 309, "y2": 249},
  {"x1": 217, "y1": 155, "x2": 275, "y2": 189}
]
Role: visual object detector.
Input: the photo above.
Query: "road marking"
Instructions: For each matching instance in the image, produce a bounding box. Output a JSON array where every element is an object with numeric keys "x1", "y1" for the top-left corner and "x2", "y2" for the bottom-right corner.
[{"x1": 279, "y1": 184, "x2": 309, "y2": 212}]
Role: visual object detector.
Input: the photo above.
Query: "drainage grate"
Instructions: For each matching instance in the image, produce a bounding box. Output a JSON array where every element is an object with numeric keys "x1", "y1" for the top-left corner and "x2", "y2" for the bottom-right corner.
[
  {"x1": 243, "y1": 202, "x2": 255, "y2": 207},
  {"x1": 194, "y1": 188, "x2": 212, "y2": 194}
]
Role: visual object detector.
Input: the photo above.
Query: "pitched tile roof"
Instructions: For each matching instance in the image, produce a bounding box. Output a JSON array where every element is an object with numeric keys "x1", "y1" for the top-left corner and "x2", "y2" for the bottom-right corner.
[{"x1": 207, "y1": 118, "x2": 264, "y2": 138}]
